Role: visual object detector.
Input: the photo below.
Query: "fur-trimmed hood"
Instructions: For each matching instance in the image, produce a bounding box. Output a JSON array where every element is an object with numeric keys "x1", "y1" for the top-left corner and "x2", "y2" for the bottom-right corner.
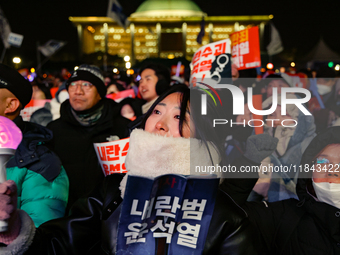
[{"x1": 119, "y1": 129, "x2": 221, "y2": 198}]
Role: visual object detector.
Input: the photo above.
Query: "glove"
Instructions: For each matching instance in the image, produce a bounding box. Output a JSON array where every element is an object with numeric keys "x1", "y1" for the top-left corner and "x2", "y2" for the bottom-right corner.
[
  {"x1": 0, "y1": 180, "x2": 21, "y2": 245},
  {"x1": 244, "y1": 134, "x2": 278, "y2": 164}
]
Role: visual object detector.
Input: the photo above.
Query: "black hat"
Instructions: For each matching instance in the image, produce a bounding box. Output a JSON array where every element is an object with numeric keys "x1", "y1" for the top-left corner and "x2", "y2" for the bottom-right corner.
[
  {"x1": 0, "y1": 64, "x2": 33, "y2": 108},
  {"x1": 66, "y1": 64, "x2": 106, "y2": 98}
]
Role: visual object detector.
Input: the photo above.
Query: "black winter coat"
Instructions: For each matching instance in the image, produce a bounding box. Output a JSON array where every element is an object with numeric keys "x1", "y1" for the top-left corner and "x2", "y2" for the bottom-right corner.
[
  {"x1": 25, "y1": 174, "x2": 259, "y2": 255},
  {"x1": 46, "y1": 98, "x2": 130, "y2": 210},
  {"x1": 222, "y1": 126, "x2": 340, "y2": 255}
]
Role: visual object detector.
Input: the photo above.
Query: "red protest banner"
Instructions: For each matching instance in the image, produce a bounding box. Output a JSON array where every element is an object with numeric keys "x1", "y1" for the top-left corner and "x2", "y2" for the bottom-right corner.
[
  {"x1": 106, "y1": 89, "x2": 136, "y2": 102},
  {"x1": 20, "y1": 99, "x2": 51, "y2": 121},
  {"x1": 231, "y1": 26, "x2": 261, "y2": 70}
]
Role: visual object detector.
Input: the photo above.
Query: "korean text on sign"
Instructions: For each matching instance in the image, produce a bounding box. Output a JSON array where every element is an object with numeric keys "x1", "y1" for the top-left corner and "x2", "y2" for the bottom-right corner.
[
  {"x1": 116, "y1": 174, "x2": 219, "y2": 255},
  {"x1": 230, "y1": 26, "x2": 261, "y2": 70},
  {"x1": 190, "y1": 39, "x2": 231, "y2": 86},
  {"x1": 93, "y1": 137, "x2": 129, "y2": 175}
]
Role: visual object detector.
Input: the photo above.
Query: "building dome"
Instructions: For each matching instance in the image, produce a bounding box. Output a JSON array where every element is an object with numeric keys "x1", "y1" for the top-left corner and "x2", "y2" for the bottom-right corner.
[{"x1": 130, "y1": 0, "x2": 205, "y2": 18}]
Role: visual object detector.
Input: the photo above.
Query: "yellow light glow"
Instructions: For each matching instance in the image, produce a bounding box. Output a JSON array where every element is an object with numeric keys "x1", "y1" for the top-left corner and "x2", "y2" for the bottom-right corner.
[
  {"x1": 74, "y1": 66, "x2": 79, "y2": 70},
  {"x1": 266, "y1": 63, "x2": 274, "y2": 70},
  {"x1": 125, "y1": 62, "x2": 131, "y2": 69},
  {"x1": 30, "y1": 68, "x2": 35, "y2": 73},
  {"x1": 13, "y1": 57, "x2": 21, "y2": 64},
  {"x1": 290, "y1": 62, "x2": 295, "y2": 67},
  {"x1": 335, "y1": 64, "x2": 340, "y2": 71},
  {"x1": 113, "y1": 68, "x2": 118, "y2": 73},
  {"x1": 127, "y1": 69, "x2": 134, "y2": 75},
  {"x1": 124, "y1": 56, "x2": 130, "y2": 62},
  {"x1": 168, "y1": 54, "x2": 175, "y2": 59}
]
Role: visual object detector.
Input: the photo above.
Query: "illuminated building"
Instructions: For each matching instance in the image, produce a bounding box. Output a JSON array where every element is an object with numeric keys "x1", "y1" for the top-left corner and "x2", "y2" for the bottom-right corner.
[{"x1": 69, "y1": 0, "x2": 271, "y2": 65}]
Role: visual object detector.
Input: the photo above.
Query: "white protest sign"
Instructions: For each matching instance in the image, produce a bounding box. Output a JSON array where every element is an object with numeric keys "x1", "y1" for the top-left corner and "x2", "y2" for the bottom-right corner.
[
  {"x1": 190, "y1": 39, "x2": 231, "y2": 86},
  {"x1": 94, "y1": 137, "x2": 129, "y2": 176}
]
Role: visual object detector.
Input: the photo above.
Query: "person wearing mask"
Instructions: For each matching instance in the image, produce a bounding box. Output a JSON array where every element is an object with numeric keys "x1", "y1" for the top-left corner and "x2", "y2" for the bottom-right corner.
[
  {"x1": 46, "y1": 64, "x2": 130, "y2": 211},
  {"x1": 0, "y1": 64, "x2": 69, "y2": 227},
  {"x1": 221, "y1": 126, "x2": 340, "y2": 254}
]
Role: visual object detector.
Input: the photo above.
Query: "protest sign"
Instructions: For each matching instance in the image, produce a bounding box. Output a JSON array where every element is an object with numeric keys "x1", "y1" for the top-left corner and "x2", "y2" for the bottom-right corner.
[
  {"x1": 190, "y1": 39, "x2": 232, "y2": 86},
  {"x1": 116, "y1": 174, "x2": 219, "y2": 255},
  {"x1": 94, "y1": 137, "x2": 129, "y2": 176},
  {"x1": 7, "y1": 32, "x2": 23, "y2": 47},
  {"x1": 230, "y1": 26, "x2": 261, "y2": 70},
  {"x1": 106, "y1": 89, "x2": 136, "y2": 102},
  {"x1": 20, "y1": 99, "x2": 51, "y2": 121}
]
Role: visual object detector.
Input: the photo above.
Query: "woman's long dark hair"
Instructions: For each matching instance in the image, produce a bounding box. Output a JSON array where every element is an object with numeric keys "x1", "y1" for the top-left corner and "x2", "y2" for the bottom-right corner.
[{"x1": 140, "y1": 84, "x2": 223, "y2": 162}]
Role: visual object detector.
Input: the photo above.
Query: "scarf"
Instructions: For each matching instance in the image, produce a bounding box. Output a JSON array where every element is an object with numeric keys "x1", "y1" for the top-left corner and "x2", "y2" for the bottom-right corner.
[
  {"x1": 119, "y1": 129, "x2": 221, "y2": 198},
  {"x1": 71, "y1": 101, "x2": 104, "y2": 126}
]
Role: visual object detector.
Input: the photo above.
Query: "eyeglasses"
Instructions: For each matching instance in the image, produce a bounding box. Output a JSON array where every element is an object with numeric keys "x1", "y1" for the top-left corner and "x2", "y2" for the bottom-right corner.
[{"x1": 68, "y1": 81, "x2": 93, "y2": 92}]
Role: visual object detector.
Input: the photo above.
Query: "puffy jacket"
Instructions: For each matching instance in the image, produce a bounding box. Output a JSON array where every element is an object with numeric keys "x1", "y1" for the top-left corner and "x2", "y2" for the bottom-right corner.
[{"x1": 6, "y1": 116, "x2": 69, "y2": 227}]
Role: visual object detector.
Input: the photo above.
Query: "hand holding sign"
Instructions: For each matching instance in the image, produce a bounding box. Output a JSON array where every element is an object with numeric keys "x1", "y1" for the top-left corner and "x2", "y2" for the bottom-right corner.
[{"x1": 0, "y1": 116, "x2": 22, "y2": 232}]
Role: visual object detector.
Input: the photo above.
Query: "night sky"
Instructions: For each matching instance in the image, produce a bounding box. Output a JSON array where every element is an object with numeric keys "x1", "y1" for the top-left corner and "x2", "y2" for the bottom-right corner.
[{"x1": 1, "y1": 0, "x2": 340, "y2": 68}]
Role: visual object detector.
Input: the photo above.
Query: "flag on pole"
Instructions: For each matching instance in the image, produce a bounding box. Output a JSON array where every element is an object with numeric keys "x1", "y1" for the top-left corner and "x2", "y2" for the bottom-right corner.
[
  {"x1": 38, "y1": 40, "x2": 66, "y2": 57},
  {"x1": 7, "y1": 32, "x2": 24, "y2": 47},
  {"x1": 107, "y1": 0, "x2": 129, "y2": 30},
  {"x1": 196, "y1": 16, "x2": 205, "y2": 44},
  {"x1": 266, "y1": 22, "x2": 284, "y2": 56},
  {"x1": 0, "y1": 6, "x2": 11, "y2": 49}
]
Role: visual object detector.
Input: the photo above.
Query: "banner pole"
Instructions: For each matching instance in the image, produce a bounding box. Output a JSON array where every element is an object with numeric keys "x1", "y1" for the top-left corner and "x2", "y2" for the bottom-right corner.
[{"x1": 0, "y1": 48, "x2": 6, "y2": 63}]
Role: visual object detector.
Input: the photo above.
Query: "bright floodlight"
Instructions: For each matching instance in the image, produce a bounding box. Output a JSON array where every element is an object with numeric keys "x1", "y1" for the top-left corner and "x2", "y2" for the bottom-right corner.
[
  {"x1": 124, "y1": 56, "x2": 130, "y2": 62},
  {"x1": 13, "y1": 57, "x2": 21, "y2": 64},
  {"x1": 126, "y1": 62, "x2": 131, "y2": 69}
]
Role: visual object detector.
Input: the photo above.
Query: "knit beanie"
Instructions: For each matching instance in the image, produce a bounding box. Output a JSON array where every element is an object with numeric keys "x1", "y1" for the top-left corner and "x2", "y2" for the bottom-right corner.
[
  {"x1": 0, "y1": 64, "x2": 33, "y2": 108},
  {"x1": 66, "y1": 64, "x2": 106, "y2": 98}
]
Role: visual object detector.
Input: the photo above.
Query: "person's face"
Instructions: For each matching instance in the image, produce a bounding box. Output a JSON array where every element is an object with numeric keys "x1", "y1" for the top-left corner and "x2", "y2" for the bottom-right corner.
[
  {"x1": 106, "y1": 84, "x2": 118, "y2": 95},
  {"x1": 266, "y1": 105, "x2": 295, "y2": 127},
  {"x1": 104, "y1": 77, "x2": 111, "y2": 86},
  {"x1": 68, "y1": 80, "x2": 101, "y2": 111},
  {"x1": 32, "y1": 85, "x2": 46, "y2": 100},
  {"x1": 145, "y1": 92, "x2": 191, "y2": 138},
  {"x1": 267, "y1": 79, "x2": 289, "y2": 97},
  {"x1": 313, "y1": 144, "x2": 340, "y2": 183},
  {"x1": 139, "y1": 69, "x2": 158, "y2": 102},
  {"x1": 121, "y1": 104, "x2": 135, "y2": 121}
]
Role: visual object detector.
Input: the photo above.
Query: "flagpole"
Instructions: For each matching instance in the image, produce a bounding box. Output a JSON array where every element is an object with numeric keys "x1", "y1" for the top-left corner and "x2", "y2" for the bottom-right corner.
[
  {"x1": 36, "y1": 40, "x2": 66, "y2": 72},
  {"x1": 36, "y1": 41, "x2": 41, "y2": 74},
  {"x1": 0, "y1": 48, "x2": 6, "y2": 63}
]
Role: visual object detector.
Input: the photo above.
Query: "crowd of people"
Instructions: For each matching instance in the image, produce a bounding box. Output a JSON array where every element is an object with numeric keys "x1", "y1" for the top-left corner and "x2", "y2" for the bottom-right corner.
[{"x1": 0, "y1": 60, "x2": 339, "y2": 254}]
